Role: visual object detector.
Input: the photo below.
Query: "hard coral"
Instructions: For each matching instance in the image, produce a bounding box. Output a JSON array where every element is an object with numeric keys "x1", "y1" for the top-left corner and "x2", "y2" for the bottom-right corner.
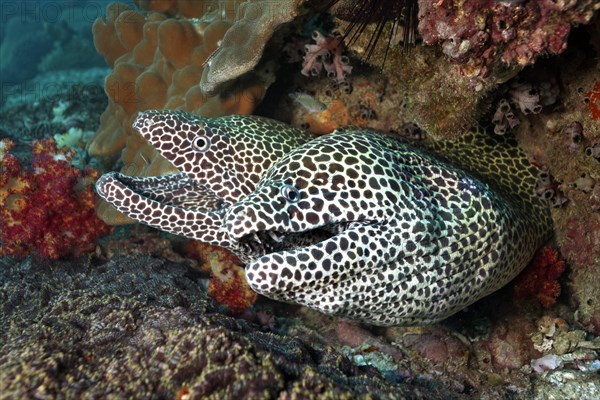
[
  {"x1": 133, "y1": 0, "x2": 206, "y2": 17},
  {"x1": 90, "y1": 2, "x2": 268, "y2": 224},
  {"x1": 418, "y1": 0, "x2": 600, "y2": 79},
  {"x1": 513, "y1": 245, "x2": 566, "y2": 308},
  {"x1": 0, "y1": 138, "x2": 111, "y2": 259},
  {"x1": 199, "y1": 0, "x2": 300, "y2": 95}
]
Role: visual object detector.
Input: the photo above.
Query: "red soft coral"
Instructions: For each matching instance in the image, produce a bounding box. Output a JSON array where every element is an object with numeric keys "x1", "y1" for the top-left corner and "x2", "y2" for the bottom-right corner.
[
  {"x1": 584, "y1": 81, "x2": 600, "y2": 121},
  {"x1": 0, "y1": 138, "x2": 112, "y2": 259},
  {"x1": 182, "y1": 241, "x2": 257, "y2": 314},
  {"x1": 513, "y1": 245, "x2": 566, "y2": 308}
]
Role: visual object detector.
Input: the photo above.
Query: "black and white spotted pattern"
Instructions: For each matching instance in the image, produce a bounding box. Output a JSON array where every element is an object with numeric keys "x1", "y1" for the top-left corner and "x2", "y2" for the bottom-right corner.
[
  {"x1": 96, "y1": 112, "x2": 310, "y2": 259},
  {"x1": 132, "y1": 111, "x2": 310, "y2": 204},
  {"x1": 97, "y1": 112, "x2": 552, "y2": 326},
  {"x1": 224, "y1": 129, "x2": 552, "y2": 326}
]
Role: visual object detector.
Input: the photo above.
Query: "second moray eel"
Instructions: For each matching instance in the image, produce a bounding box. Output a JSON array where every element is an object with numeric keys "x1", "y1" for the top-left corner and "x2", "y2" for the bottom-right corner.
[{"x1": 223, "y1": 126, "x2": 553, "y2": 325}]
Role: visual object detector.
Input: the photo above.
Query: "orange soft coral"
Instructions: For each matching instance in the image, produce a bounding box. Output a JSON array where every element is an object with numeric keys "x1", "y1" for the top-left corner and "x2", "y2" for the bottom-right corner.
[
  {"x1": 513, "y1": 245, "x2": 566, "y2": 308},
  {"x1": 0, "y1": 138, "x2": 111, "y2": 259},
  {"x1": 183, "y1": 241, "x2": 257, "y2": 314}
]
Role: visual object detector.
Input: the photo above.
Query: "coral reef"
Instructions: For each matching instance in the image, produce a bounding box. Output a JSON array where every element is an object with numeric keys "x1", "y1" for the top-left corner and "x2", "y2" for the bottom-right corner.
[
  {"x1": 133, "y1": 0, "x2": 208, "y2": 17},
  {"x1": 509, "y1": 20, "x2": 600, "y2": 334},
  {"x1": 134, "y1": 0, "x2": 301, "y2": 95},
  {"x1": 513, "y1": 246, "x2": 567, "y2": 308},
  {"x1": 199, "y1": 0, "x2": 300, "y2": 95},
  {"x1": 318, "y1": 1, "x2": 598, "y2": 140},
  {"x1": 0, "y1": 255, "x2": 469, "y2": 399},
  {"x1": 417, "y1": 0, "x2": 600, "y2": 80},
  {"x1": 285, "y1": 37, "x2": 498, "y2": 138},
  {"x1": 3, "y1": 0, "x2": 600, "y2": 396},
  {"x1": 0, "y1": 138, "x2": 111, "y2": 259},
  {"x1": 89, "y1": 2, "x2": 270, "y2": 224}
]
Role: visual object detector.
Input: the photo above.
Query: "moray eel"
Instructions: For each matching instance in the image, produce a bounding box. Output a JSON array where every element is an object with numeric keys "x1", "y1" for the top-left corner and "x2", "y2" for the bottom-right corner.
[
  {"x1": 224, "y1": 126, "x2": 552, "y2": 326},
  {"x1": 96, "y1": 111, "x2": 309, "y2": 256},
  {"x1": 97, "y1": 112, "x2": 552, "y2": 326}
]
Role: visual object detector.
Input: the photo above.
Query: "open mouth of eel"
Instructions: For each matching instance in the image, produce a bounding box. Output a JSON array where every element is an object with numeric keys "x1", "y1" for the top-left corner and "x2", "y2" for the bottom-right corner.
[{"x1": 237, "y1": 221, "x2": 369, "y2": 255}]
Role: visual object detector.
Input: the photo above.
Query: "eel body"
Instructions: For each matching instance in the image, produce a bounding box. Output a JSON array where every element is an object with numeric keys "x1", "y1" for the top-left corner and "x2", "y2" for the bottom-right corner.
[
  {"x1": 96, "y1": 113, "x2": 552, "y2": 325},
  {"x1": 223, "y1": 127, "x2": 552, "y2": 325}
]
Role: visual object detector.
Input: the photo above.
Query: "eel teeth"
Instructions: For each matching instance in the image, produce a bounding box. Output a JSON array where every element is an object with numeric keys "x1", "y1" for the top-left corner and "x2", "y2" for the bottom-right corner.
[
  {"x1": 268, "y1": 231, "x2": 284, "y2": 243},
  {"x1": 247, "y1": 233, "x2": 263, "y2": 253}
]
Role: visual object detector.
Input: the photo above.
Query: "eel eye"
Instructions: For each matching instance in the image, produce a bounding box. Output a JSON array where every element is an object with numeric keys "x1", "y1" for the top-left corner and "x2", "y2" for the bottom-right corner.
[
  {"x1": 192, "y1": 135, "x2": 210, "y2": 152},
  {"x1": 280, "y1": 184, "x2": 300, "y2": 203}
]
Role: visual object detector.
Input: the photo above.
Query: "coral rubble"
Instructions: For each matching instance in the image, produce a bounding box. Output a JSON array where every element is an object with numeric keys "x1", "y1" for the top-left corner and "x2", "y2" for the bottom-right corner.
[{"x1": 0, "y1": 255, "x2": 467, "y2": 399}]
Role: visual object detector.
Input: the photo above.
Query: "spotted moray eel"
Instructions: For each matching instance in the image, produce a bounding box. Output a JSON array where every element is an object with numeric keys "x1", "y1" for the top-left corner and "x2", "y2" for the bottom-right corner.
[
  {"x1": 223, "y1": 127, "x2": 553, "y2": 326},
  {"x1": 97, "y1": 113, "x2": 552, "y2": 326},
  {"x1": 96, "y1": 111, "x2": 309, "y2": 257}
]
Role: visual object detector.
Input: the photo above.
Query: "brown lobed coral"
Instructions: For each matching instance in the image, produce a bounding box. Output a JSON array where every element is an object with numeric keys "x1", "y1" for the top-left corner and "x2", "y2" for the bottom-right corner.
[{"x1": 89, "y1": 2, "x2": 269, "y2": 224}]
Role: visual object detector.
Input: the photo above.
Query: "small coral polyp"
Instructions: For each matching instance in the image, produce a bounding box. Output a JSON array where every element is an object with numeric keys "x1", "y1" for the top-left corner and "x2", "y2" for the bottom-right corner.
[
  {"x1": 302, "y1": 31, "x2": 352, "y2": 83},
  {"x1": 0, "y1": 138, "x2": 111, "y2": 259}
]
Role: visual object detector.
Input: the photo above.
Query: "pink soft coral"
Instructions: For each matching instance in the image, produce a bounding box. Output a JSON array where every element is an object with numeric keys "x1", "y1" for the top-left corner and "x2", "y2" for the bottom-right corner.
[
  {"x1": 302, "y1": 31, "x2": 352, "y2": 83},
  {"x1": 0, "y1": 138, "x2": 111, "y2": 259}
]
